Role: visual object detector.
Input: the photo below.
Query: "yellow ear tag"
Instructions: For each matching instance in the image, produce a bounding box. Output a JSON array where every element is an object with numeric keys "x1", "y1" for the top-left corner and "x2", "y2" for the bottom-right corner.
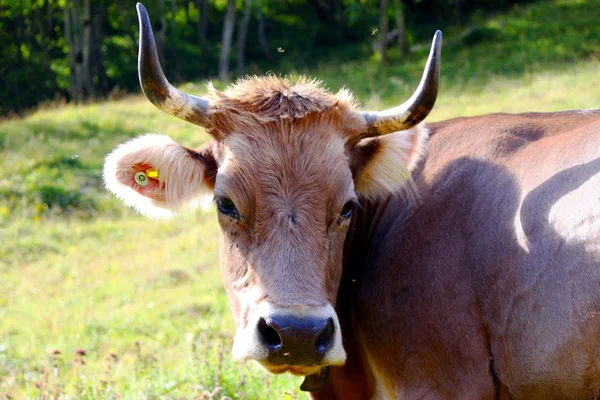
[
  {"x1": 134, "y1": 171, "x2": 149, "y2": 186},
  {"x1": 146, "y1": 168, "x2": 159, "y2": 179}
]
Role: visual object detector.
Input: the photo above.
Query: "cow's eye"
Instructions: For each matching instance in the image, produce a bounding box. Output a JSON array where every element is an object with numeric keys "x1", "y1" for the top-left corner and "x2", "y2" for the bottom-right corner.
[
  {"x1": 216, "y1": 197, "x2": 239, "y2": 218},
  {"x1": 339, "y1": 201, "x2": 355, "y2": 220}
]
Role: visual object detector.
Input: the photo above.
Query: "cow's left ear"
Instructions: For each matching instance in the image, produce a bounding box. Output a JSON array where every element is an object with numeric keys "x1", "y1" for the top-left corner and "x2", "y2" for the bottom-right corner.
[
  {"x1": 352, "y1": 125, "x2": 428, "y2": 200},
  {"x1": 103, "y1": 134, "x2": 218, "y2": 218}
]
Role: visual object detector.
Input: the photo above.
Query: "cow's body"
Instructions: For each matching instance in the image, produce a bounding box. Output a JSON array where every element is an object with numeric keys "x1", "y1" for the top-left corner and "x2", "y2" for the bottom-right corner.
[
  {"x1": 320, "y1": 110, "x2": 600, "y2": 399},
  {"x1": 106, "y1": 6, "x2": 600, "y2": 399}
]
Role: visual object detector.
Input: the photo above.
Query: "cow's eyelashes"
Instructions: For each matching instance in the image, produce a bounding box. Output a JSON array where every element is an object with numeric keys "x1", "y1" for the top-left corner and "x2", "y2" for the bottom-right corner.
[
  {"x1": 339, "y1": 200, "x2": 356, "y2": 220},
  {"x1": 216, "y1": 197, "x2": 240, "y2": 218}
]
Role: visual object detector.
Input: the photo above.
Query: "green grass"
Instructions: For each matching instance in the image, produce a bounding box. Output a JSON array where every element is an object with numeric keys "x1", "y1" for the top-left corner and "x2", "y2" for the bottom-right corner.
[
  {"x1": 2, "y1": 0, "x2": 600, "y2": 398},
  {"x1": 1, "y1": 217, "x2": 305, "y2": 399}
]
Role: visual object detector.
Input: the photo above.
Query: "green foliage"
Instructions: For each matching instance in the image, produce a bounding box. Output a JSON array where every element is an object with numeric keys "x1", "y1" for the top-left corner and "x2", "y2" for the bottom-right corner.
[
  {"x1": 306, "y1": 0, "x2": 600, "y2": 108},
  {"x1": 2, "y1": 0, "x2": 550, "y2": 116},
  {"x1": 0, "y1": 0, "x2": 66, "y2": 115}
]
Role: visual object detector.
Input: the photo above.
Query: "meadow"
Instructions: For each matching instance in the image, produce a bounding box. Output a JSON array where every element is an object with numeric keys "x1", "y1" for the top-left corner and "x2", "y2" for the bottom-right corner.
[{"x1": 1, "y1": 0, "x2": 600, "y2": 398}]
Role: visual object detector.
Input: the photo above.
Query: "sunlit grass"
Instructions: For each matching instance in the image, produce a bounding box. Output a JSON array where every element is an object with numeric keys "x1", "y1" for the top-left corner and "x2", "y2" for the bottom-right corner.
[
  {"x1": 1, "y1": 217, "x2": 305, "y2": 398},
  {"x1": 2, "y1": 0, "x2": 600, "y2": 398}
]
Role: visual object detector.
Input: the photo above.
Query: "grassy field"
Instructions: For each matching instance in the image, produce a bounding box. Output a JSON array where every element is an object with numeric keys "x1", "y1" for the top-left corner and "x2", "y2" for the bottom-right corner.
[{"x1": 2, "y1": 0, "x2": 600, "y2": 398}]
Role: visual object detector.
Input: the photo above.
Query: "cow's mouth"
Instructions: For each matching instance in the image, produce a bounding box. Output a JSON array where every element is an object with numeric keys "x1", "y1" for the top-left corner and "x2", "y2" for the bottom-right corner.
[
  {"x1": 260, "y1": 363, "x2": 331, "y2": 392},
  {"x1": 260, "y1": 362, "x2": 321, "y2": 376}
]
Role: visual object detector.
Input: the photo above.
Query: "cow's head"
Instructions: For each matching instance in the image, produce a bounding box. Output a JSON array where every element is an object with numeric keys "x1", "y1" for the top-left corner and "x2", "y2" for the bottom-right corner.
[{"x1": 104, "y1": 3, "x2": 441, "y2": 388}]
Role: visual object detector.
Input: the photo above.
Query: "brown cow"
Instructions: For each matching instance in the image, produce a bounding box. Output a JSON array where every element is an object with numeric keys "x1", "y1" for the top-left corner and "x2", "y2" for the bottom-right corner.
[{"x1": 103, "y1": 4, "x2": 600, "y2": 399}]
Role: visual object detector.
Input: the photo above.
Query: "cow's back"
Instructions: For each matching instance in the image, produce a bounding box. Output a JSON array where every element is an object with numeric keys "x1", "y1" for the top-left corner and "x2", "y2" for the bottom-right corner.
[{"x1": 355, "y1": 110, "x2": 600, "y2": 399}]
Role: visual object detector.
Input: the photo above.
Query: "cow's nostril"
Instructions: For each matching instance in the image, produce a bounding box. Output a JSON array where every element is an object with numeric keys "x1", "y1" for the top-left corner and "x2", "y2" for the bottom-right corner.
[
  {"x1": 315, "y1": 317, "x2": 335, "y2": 354},
  {"x1": 257, "y1": 317, "x2": 282, "y2": 349}
]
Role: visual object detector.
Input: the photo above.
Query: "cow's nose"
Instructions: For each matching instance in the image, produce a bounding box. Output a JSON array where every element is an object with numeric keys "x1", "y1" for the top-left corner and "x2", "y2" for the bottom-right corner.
[{"x1": 257, "y1": 315, "x2": 335, "y2": 365}]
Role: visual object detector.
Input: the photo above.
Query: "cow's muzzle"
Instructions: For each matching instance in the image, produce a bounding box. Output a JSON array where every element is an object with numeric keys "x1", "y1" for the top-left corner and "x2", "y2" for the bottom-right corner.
[
  {"x1": 232, "y1": 304, "x2": 346, "y2": 373},
  {"x1": 258, "y1": 314, "x2": 335, "y2": 365}
]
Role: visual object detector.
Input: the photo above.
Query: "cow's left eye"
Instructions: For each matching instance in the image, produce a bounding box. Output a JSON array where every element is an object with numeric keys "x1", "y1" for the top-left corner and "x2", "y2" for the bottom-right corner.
[
  {"x1": 339, "y1": 201, "x2": 355, "y2": 220},
  {"x1": 216, "y1": 197, "x2": 239, "y2": 218}
]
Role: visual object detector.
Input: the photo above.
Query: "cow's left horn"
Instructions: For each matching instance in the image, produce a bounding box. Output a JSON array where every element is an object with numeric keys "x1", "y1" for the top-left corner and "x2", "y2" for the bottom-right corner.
[
  {"x1": 136, "y1": 3, "x2": 210, "y2": 127},
  {"x1": 362, "y1": 30, "x2": 442, "y2": 137}
]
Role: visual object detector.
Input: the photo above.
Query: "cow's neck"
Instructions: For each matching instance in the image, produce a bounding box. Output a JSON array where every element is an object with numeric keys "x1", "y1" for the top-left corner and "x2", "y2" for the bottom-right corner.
[
  {"x1": 341, "y1": 183, "x2": 418, "y2": 319},
  {"x1": 318, "y1": 169, "x2": 423, "y2": 399},
  {"x1": 316, "y1": 191, "x2": 415, "y2": 399}
]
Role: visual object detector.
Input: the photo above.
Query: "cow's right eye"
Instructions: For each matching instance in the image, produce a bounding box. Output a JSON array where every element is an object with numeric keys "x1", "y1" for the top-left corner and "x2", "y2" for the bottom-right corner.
[
  {"x1": 339, "y1": 200, "x2": 355, "y2": 220},
  {"x1": 216, "y1": 197, "x2": 239, "y2": 218}
]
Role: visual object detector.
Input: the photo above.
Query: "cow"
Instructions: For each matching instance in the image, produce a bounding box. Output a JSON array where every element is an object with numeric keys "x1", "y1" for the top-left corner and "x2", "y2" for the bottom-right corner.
[{"x1": 103, "y1": 3, "x2": 600, "y2": 399}]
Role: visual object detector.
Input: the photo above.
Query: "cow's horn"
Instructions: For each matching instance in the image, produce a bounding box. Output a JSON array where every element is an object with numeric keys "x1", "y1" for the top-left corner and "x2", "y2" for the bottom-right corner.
[
  {"x1": 136, "y1": 3, "x2": 210, "y2": 127},
  {"x1": 362, "y1": 30, "x2": 442, "y2": 137}
]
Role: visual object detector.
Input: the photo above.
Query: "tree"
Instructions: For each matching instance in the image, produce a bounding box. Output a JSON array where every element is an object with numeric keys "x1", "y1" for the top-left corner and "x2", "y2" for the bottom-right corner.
[
  {"x1": 169, "y1": 0, "x2": 180, "y2": 80},
  {"x1": 378, "y1": 0, "x2": 390, "y2": 64},
  {"x1": 256, "y1": 0, "x2": 271, "y2": 61},
  {"x1": 154, "y1": 0, "x2": 167, "y2": 66},
  {"x1": 393, "y1": 0, "x2": 408, "y2": 56},
  {"x1": 0, "y1": 0, "x2": 540, "y2": 116},
  {"x1": 219, "y1": 0, "x2": 237, "y2": 81},
  {"x1": 91, "y1": 1, "x2": 109, "y2": 95},
  {"x1": 34, "y1": 0, "x2": 57, "y2": 92},
  {"x1": 64, "y1": 0, "x2": 89, "y2": 101},
  {"x1": 236, "y1": 0, "x2": 253, "y2": 75},
  {"x1": 196, "y1": 0, "x2": 208, "y2": 47},
  {"x1": 64, "y1": 0, "x2": 108, "y2": 101}
]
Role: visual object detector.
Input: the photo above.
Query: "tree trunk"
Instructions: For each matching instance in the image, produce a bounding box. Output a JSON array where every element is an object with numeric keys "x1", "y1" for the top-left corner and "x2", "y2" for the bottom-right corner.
[
  {"x1": 332, "y1": 0, "x2": 343, "y2": 24},
  {"x1": 378, "y1": 0, "x2": 389, "y2": 64},
  {"x1": 185, "y1": 0, "x2": 190, "y2": 24},
  {"x1": 46, "y1": 0, "x2": 54, "y2": 38},
  {"x1": 14, "y1": 4, "x2": 25, "y2": 108},
  {"x1": 64, "y1": 0, "x2": 85, "y2": 101},
  {"x1": 169, "y1": 0, "x2": 180, "y2": 80},
  {"x1": 155, "y1": 0, "x2": 167, "y2": 65},
  {"x1": 236, "y1": 0, "x2": 252, "y2": 75},
  {"x1": 64, "y1": 0, "x2": 107, "y2": 101},
  {"x1": 64, "y1": 2, "x2": 74, "y2": 98},
  {"x1": 392, "y1": 0, "x2": 408, "y2": 56},
  {"x1": 455, "y1": 0, "x2": 464, "y2": 22},
  {"x1": 219, "y1": 0, "x2": 236, "y2": 81},
  {"x1": 35, "y1": 0, "x2": 57, "y2": 92},
  {"x1": 170, "y1": 0, "x2": 178, "y2": 43},
  {"x1": 91, "y1": 1, "x2": 109, "y2": 96},
  {"x1": 81, "y1": 0, "x2": 94, "y2": 97},
  {"x1": 256, "y1": 2, "x2": 271, "y2": 61},
  {"x1": 117, "y1": 0, "x2": 132, "y2": 37},
  {"x1": 196, "y1": 0, "x2": 208, "y2": 47},
  {"x1": 307, "y1": 0, "x2": 332, "y2": 25}
]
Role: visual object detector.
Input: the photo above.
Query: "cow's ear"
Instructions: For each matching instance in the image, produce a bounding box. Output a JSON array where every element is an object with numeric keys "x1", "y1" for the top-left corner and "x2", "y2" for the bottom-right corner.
[
  {"x1": 352, "y1": 125, "x2": 428, "y2": 200},
  {"x1": 103, "y1": 134, "x2": 218, "y2": 218}
]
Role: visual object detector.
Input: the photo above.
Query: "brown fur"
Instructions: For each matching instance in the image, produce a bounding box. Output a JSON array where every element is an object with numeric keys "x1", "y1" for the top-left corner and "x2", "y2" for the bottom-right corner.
[
  {"x1": 105, "y1": 75, "x2": 600, "y2": 399},
  {"x1": 104, "y1": 75, "x2": 425, "y2": 378},
  {"x1": 326, "y1": 110, "x2": 600, "y2": 399},
  {"x1": 204, "y1": 76, "x2": 366, "y2": 141},
  {"x1": 103, "y1": 134, "x2": 218, "y2": 218}
]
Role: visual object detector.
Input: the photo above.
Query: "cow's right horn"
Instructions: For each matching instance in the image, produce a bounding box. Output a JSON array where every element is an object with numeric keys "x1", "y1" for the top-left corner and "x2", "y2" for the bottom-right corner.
[
  {"x1": 136, "y1": 3, "x2": 211, "y2": 127},
  {"x1": 361, "y1": 30, "x2": 442, "y2": 137}
]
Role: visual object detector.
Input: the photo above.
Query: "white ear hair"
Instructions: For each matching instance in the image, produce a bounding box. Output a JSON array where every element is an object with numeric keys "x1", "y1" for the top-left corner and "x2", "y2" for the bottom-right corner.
[
  {"x1": 103, "y1": 133, "x2": 213, "y2": 218},
  {"x1": 354, "y1": 124, "x2": 428, "y2": 200}
]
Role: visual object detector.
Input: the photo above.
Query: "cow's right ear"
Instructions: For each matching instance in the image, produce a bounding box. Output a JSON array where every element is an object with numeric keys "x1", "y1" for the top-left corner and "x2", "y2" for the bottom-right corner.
[
  {"x1": 103, "y1": 134, "x2": 218, "y2": 218},
  {"x1": 351, "y1": 124, "x2": 428, "y2": 200}
]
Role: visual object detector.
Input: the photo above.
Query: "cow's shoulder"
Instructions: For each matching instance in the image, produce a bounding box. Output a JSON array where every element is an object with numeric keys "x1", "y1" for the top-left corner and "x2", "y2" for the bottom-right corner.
[{"x1": 426, "y1": 110, "x2": 600, "y2": 167}]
